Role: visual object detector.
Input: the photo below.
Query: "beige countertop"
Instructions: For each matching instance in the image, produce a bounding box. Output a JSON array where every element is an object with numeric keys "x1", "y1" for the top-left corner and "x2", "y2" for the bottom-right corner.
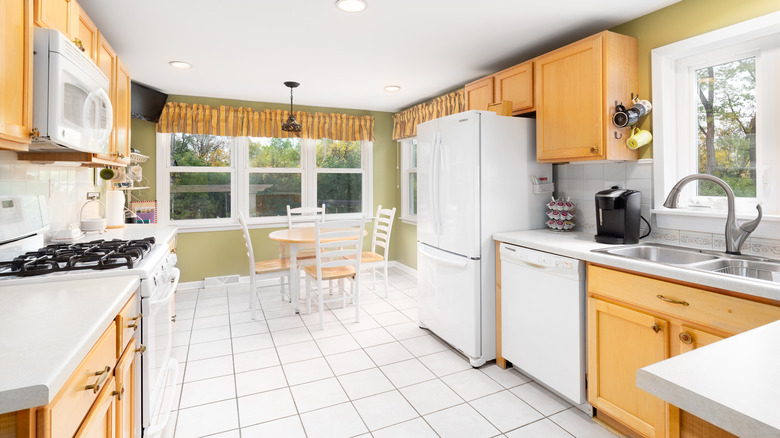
[
  {"x1": 637, "y1": 320, "x2": 780, "y2": 437},
  {"x1": 0, "y1": 276, "x2": 139, "y2": 414}
]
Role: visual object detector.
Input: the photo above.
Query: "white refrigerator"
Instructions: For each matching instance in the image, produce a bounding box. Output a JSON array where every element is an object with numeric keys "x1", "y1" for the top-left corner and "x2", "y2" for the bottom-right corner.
[{"x1": 417, "y1": 110, "x2": 552, "y2": 367}]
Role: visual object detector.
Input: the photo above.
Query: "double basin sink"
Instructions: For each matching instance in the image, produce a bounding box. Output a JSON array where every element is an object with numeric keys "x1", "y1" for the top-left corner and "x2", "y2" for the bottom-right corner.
[{"x1": 593, "y1": 243, "x2": 780, "y2": 283}]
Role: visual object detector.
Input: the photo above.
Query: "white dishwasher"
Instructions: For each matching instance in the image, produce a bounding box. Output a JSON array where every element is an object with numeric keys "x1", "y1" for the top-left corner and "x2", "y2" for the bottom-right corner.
[{"x1": 500, "y1": 242, "x2": 587, "y2": 405}]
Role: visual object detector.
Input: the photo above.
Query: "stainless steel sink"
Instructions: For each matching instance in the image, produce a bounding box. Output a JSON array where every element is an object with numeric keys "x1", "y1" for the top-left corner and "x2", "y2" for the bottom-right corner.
[
  {"x1": 690, "y1": 258, "x2": 780, "y2": 281},
  {"x1": 593, "y1": 242, "x2": 780, "y2": 284},
  {"x1": 594, "y1": 243, "x2": 720, "y2": 265}
]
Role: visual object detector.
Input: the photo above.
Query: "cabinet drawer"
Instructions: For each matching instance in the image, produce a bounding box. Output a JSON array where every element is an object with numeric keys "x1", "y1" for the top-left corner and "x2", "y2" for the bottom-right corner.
[
  {"x1": 40, "y1": 322, "x2": 117, "y2": 438},
  {"x1": 588, "y1": 265, "x2": 780, "y2": 335},
  {"x1": 116, "y1": 295, "x2": 140, "y2": 357}
]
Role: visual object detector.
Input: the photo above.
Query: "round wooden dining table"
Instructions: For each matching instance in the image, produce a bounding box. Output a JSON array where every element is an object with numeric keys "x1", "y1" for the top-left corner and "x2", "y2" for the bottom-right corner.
[{"x1": 268, "y1": 227, "x2": 367, "y2": 313}]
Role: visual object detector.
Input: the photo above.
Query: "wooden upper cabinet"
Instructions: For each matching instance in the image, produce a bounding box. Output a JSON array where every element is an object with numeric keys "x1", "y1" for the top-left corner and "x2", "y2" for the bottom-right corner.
[
  {"x1": 115, "y1": 60, "x2": 132, "y2": 163},
  {"x1": 96, "y1": 30, "x2": 118, "y2": 161},
  {"x1": 465, "y1": 76, "x2": 494, "y2": 111},
  {"x1": 0, "y1": 0, "x2": 34, "y2": 151},
  {"x1": 73, "y1": 1, "x2": 98, "y2": 61},
  {"x1": 34, "y1": 0, "x2": 76, "y2": 37},
  {"x1": 494, "y1": 61, "x2": 533, "y2": 114},
  {"x1": 535, "y1": 31, "x2": 638, "y2": 163}
]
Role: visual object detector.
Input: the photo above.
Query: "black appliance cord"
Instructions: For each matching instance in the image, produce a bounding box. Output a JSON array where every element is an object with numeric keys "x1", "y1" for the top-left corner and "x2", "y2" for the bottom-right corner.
[{"x1": 639, "y1": 215, "x2": 652, "y2": 239}]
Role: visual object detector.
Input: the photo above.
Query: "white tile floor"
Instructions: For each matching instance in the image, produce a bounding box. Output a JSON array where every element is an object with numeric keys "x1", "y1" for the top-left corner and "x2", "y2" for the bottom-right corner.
[{"x1": 164, "y1": 267, "x2": 624, "y2": 438}]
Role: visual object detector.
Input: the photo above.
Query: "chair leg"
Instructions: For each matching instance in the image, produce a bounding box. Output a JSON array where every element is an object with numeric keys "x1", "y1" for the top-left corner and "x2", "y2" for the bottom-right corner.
[
  {"x1": 305, "y1": 275, "x2": 312, "y2": 315},
  {"x1": 249, "y1": 277, "x2": 257, "y2": 320},
  {"x1": 353, "y1": 276, "x2": 360, "y2": 324},
  {"x1": 317, "y1": 277, "x2": 325, "y2": 330},
  {"x1": 372, "y1": 266, "x2": 377, "y2": 290},
  {"x1": 383, "y1": 262, "x2": 389, "y2": 298}
]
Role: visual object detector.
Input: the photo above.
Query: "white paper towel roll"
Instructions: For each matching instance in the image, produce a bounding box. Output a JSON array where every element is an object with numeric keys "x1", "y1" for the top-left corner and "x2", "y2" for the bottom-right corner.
[{"x1": 106, "y1": 190, "x2": 126, "y2": 228}]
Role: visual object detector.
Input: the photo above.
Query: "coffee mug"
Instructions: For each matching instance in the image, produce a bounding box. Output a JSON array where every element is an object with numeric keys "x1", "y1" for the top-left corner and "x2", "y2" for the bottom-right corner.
[{"x1": 626, "y1": 127, "x2": 652, "y2": 149}]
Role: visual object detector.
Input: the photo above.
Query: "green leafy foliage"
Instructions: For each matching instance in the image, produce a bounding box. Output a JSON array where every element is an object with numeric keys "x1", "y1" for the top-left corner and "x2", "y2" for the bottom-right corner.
[{"x1": 696, "y1": 57, "x2": 756, "y2": 198}]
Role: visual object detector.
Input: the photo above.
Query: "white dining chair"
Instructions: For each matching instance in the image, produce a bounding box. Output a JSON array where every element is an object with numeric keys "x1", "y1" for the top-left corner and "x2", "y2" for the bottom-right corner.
[
  {"x1": 303, "y1": 216, "x2": 367, "y2": 329},
  {"x1": 284, "y1": 204, "x2": 326, "y2": 261},
  {"x1": 359, "y1": 206, "x2": 396, "y2": 297},
  {"x1": 238, "y1": 214, "x2": 291, "y2": 320}
]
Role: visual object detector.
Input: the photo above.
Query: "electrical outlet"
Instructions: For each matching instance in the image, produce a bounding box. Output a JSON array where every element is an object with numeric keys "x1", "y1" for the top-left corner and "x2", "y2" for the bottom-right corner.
[
  {"x1": 604, "y1": 181, "x2": 622, "y2": 189},
  {"x1": 86, "y1": 192, "x2": 100, "y2": 200}
]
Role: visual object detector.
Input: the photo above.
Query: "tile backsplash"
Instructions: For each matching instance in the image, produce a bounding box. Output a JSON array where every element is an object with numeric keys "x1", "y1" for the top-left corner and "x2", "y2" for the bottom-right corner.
[
  {"x1": 0, "y1": 151, "x2": 103, "y2": 235},
  {"x1": 552, "y1": 158, "x2": 780, "y2": 257}
]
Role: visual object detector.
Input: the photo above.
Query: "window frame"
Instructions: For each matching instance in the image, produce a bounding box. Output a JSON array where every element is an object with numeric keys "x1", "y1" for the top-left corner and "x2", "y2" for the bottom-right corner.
[
  {"x1": 156, "y1": 133, "x2": 373, "y2": 231},
  {"x1": 399, "y1": 137, "x2": 417, "y2": 224},
  {"x1": 651, "y1": 11, "x2": 780, "y2": 236}
]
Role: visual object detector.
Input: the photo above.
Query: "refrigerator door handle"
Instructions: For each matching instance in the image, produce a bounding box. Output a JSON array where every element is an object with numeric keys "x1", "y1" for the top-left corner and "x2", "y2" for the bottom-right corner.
[
  {"x1": 437, "y1": 134, "x2": 447, "y2": 236},
  {"x1": 431, "y1": 132, "x2": 441, "y2": 236},
  {"x1": 419, "y1": 245, "x2": 468, "y2": 268}
]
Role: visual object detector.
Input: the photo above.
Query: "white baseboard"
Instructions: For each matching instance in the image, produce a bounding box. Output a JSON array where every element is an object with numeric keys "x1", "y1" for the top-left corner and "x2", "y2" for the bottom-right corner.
[{"x1": 175, "y1": 261, "x2": 417, "y2": 292}]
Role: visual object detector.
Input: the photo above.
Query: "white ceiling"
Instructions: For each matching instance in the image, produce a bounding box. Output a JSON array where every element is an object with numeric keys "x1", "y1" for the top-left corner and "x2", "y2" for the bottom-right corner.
[{"x1": 77, "y1": 0, "x2": 679, "y2": 113}]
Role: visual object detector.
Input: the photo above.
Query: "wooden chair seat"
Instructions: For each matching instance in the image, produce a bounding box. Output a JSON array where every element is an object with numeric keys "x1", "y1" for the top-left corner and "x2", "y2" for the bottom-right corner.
[
  {"x1": 303, "y1": 265, "x2": 356, "y2": 280},
  {"x1": 346, "y1": 251, "x2": 384, "y2": 263},
  {"x1": 255, "y1": 258, "x2": 291, "y2": 274}
]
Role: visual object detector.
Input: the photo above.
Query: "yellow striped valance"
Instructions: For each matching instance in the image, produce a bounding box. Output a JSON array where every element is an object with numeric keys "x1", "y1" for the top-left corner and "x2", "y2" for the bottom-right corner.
[
  {"x1": 156, "y1": 102, "x2": 375, "y2": 141},
  {"x1": 392, "y1": 89, "x2": 465, "y2": 140}
]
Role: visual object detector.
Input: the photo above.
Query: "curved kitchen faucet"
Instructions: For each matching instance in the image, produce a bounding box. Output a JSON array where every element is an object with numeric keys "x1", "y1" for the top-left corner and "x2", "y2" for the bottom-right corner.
[{"x1": 663, "y1": 174, "x2": 762, "y2": 255}]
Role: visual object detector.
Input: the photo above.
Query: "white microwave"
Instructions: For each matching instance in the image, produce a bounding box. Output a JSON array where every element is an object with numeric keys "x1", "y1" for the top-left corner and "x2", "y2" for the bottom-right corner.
[{"x1": 31, "y1": 28, "x2": 113, "y2": 154}]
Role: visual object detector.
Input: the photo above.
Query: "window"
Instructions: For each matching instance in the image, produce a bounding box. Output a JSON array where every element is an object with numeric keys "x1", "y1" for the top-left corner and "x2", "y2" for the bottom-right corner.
[
  {"x1": 157, "y1": 133, "x2": 372, "y2": 228},
  {"x1": 652, "y1": 13, "x2": 780, "y2": 234},
  {"x1": 399, "y1": 137, "x2": 417, "y2": 223}
]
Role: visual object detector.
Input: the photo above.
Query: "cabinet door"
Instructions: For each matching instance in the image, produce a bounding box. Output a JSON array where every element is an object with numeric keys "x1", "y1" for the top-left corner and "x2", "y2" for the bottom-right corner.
[
  {"x1": 73, "y1": 1, "x2": 98, "y2": 61},
  {"x1": 465, "y1": 76, "x2": 494, "y2": 111},
  {"x1": 673, "y1": 327, "x2": 737, "y2": 438},
  {"x1": 115, "y1": 340, "x2": 139, "y2": 438},
  {"x1": 114, "y1": 60, "x2": 131, "y2": 164},
  {"x1": 495, "y1": 61, "x2": 533, "y2": 113},
  {"x1": 34, "y1": 0, "x2": 75, "y2": 37},
  {"x1": 75, "y1": 377, "x2": 117, "y2": 438},
  {"x1": 96, "y1": 31, "x2": 117, "y2": 161},
  {"x1": 587, "y1": 297, "x2": 668, "y2": 438},
  {"x1": 536, "y1": 35, "x2": 604, "y2": 161},
  {"x1": 0, "y1": 0, "x2": 33, "y2": 151}
]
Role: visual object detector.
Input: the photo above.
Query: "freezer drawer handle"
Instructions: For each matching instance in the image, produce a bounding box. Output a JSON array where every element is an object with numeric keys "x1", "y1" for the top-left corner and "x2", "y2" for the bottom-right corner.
[
  {"x1": 419, "y1": 246, "x2": 468, "y2": 268},
  {"x1": 656, "y1": 295, "x2": 689, "y2": 306}
]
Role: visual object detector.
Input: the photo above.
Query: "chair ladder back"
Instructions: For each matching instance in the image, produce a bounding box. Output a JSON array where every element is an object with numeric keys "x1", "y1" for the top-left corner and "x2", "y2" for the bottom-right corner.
[
  {"x1": 238, "y1": 215, "x2": 256, "y2": 276},
  {"x1": 370, "y1": 206, "x2": 396, "y2": 256},
  {"x1": 287, "y1": 204, "x2": 326, "y2": 229},
  {"x1": 314, "y1": 217, "x2": 367, "y2": 273}
]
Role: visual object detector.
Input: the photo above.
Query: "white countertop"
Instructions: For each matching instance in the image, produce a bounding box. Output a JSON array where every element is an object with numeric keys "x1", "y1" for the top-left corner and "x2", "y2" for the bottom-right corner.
[
  {"x1": 637, "y1": 320, "x2": 780, "y2": 437},
  {"x1": 493, "y1": 229, "x2": 780, "y2": 302},
  {"x1": 0, "y1": 275, "x2": 139, "y2": 414}
]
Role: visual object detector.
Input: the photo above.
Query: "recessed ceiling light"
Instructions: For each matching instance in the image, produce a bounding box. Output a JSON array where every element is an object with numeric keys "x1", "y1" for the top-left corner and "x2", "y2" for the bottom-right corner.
[
  {"x1": 384, "y1": 85, "x2": 401, "y2": 93},
  {"x1": 335, "y1": 0, "x2": 367, "y2": 13},
  {"x1": 169, "y1": 61, "x2": 192, "y2": 69}
]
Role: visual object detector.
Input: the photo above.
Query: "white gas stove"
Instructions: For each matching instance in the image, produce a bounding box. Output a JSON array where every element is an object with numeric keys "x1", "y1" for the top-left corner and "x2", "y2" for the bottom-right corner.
[{"x1": 0, "y1": 195, "x2": 179, "y2": 437}]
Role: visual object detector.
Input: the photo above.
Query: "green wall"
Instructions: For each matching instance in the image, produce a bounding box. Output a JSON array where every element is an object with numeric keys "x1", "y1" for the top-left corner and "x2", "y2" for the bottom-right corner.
[
  {"x1": 610, "y1": 0, "x2": 780, "y2": 158},
  {"x1": 130, "y1": 96, "x2": 396, "y2": 283}
]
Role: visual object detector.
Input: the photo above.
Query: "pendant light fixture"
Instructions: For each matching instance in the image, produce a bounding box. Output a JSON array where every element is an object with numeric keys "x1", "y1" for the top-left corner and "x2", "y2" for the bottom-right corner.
[{"x1": 282, "y1": 81, "x2": 302, "y2": 133}]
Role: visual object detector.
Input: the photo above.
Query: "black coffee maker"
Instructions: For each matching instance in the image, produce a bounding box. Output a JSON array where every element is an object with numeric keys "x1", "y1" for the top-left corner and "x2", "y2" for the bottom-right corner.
[{"x1": 594, "y1": 187, "x2": 642, "y2": 244}]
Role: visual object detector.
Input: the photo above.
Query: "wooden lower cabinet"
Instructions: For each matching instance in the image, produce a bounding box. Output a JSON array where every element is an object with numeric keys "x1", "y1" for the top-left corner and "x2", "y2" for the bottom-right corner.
[
  {"x1": 75, "y1": 378, "x2": 116, "y2": 438},
  {"x1": 115, "y1": 339, "x2": 138, "y2": 438},
  {"x1": 587, "y1": 265, "x2": 780, "y2": 438},
  {"x1": 588, "y1": 298, "x2": 668, "y2": 437}
]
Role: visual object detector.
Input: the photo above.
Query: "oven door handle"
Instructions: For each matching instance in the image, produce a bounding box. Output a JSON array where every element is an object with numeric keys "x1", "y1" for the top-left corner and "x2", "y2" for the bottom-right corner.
[{"x1": 149, "y1": 268, "x2": 180, "y2": 307}]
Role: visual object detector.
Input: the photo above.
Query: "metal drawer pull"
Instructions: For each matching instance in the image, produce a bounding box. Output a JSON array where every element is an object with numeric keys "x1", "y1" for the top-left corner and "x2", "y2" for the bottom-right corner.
[
  {"x1": 113, "y1": 384, "x2": 125, "y2": 401},
  {"x1": 651, "y1": 322, "x2": 662, "y2": 333},
  {"x1": 136, "y1": 344, "x2": 147, "y2": 354},
  {"x1": 679, "y1": 332, "x2": 693, "y2": 344},
  {"x1": 85, "y1": 365, "x2": 111, "y2": 393},
  {"x1": 127, "y1": 313, "x2": 142, "y2": 330},
  {"x1": 657, "y1": 295, "x2": 689, "y2": 306}
]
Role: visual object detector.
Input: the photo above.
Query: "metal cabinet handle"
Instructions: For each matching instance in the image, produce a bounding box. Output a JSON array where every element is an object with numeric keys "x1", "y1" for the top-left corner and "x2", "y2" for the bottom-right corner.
[
  {"x1": 657, "y1": 295, "x2": 689, "y2": 306},
  {"x1": 135, "y1": 344, "x2": 147, "y2": 354},
  {"x1": 126, "y1": 313, "x2": 142, "y2": 330},
  {"x1": 85, "y1": 365, "x2": 111, "y2": 393},
  {"x1": 651, "y1": 322, "x2": 662, "y2": 333},
  {"x1": 679, "y1": 331, "x2": 693, "y2": 344}
]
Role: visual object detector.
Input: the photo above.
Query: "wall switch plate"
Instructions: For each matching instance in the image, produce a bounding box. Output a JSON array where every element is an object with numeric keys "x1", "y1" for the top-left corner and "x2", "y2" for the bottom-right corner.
[{"x1": 86, "y1": 192, "x2": 100, "y2": 200}]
